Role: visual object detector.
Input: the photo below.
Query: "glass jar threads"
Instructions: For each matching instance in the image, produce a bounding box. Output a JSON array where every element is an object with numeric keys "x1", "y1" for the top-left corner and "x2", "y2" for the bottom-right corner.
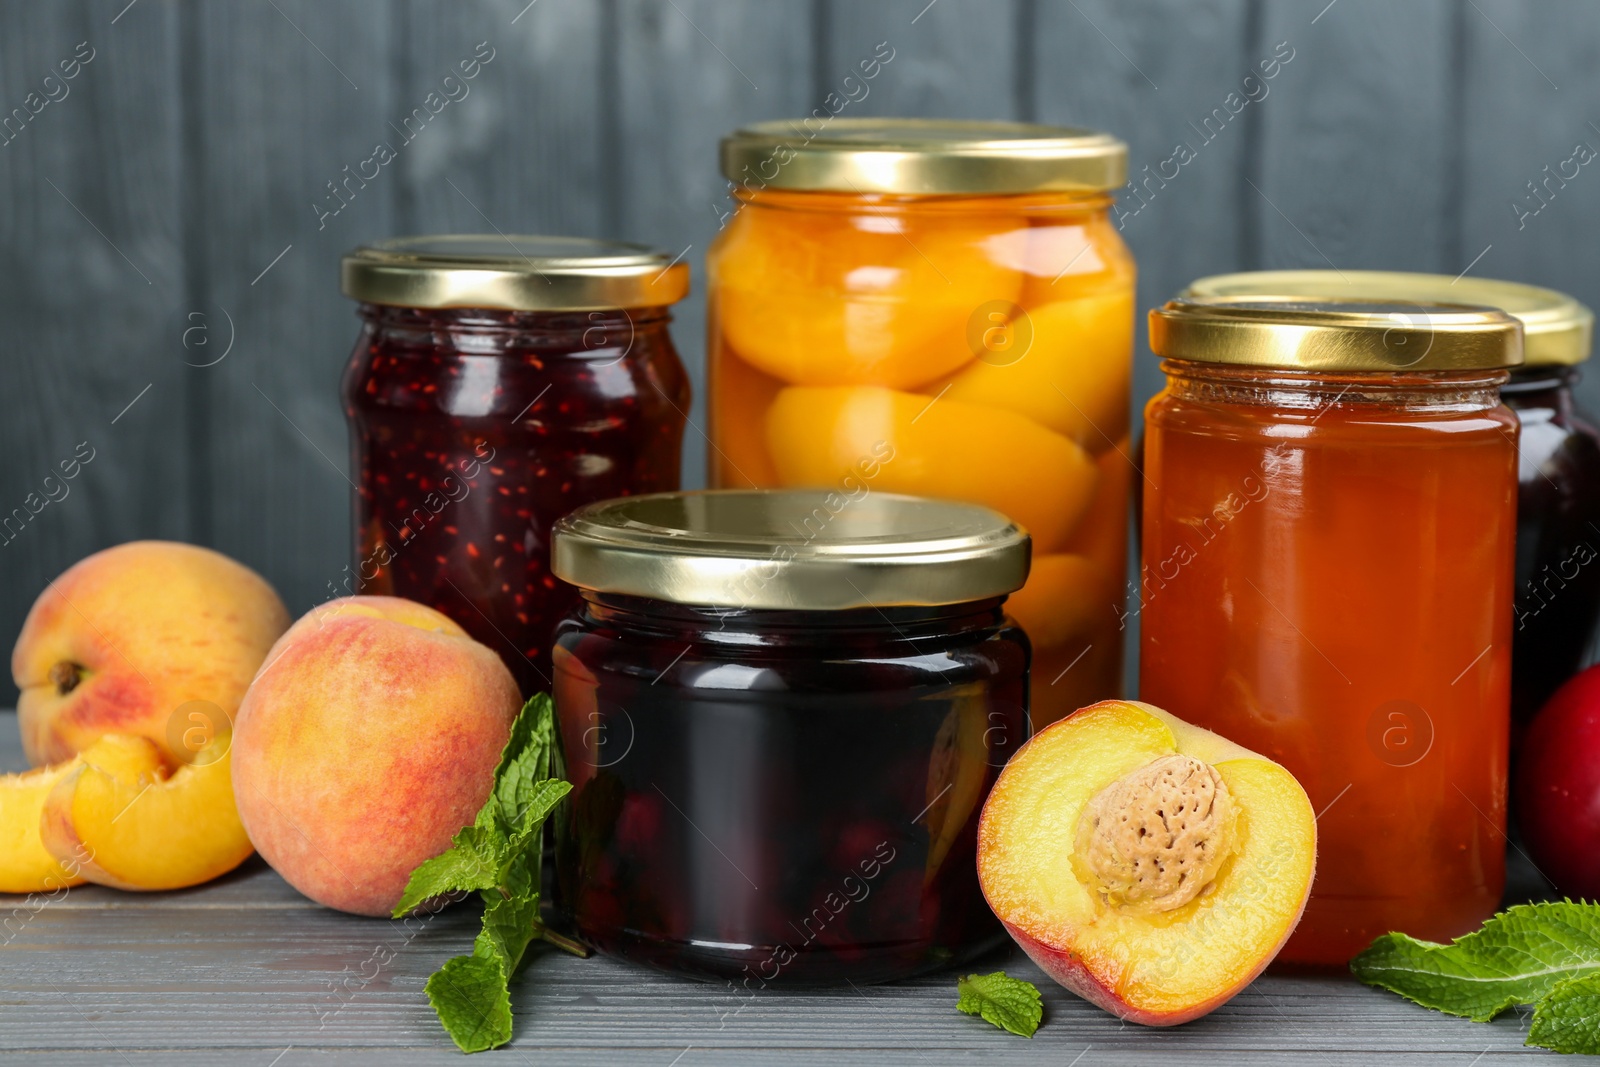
[
  {"x1": 548, "y1": 490, "x2": 1031, "y2": 984},
  {"x1": 1140, "y1": 296, "x2": 1523, "y2": 966},
  {"x1": 1185, "y1": 271, "x2": 1600, "y2": 736},
  {"x1": 340, "y1": 236, "x2": 691, "y2": 695},
  {"x1": 708, "y1": 119, "x2": 1135, "y2": 731}
]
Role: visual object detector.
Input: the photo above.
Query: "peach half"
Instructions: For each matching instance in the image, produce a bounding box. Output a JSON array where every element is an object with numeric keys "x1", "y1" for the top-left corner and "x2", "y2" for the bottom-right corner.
[
  {"x1": 709, "y1": 341, "x2": 784, "y2": 489},
  {"x1": 765, "y1": 384, "x2": 1098, "y2": 552},
  {"x1": 713, "y1": 202, "x2": 1025, "y2": 390},
  {"x1": 929, "y1": 290, "x2": 1135, "y2": 453},
  {"x1": 40, "y1": 731, "x2": 253, "y2": 891},
  {"x1": 977, "y1": 700, "x2": 1316, "y2": 1025}
]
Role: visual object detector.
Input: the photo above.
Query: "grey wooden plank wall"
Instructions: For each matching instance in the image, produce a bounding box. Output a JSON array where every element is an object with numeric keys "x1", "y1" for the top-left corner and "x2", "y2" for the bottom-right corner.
[{"x1": 1, "y1": 0, "x2": 1595, "y2": 705}]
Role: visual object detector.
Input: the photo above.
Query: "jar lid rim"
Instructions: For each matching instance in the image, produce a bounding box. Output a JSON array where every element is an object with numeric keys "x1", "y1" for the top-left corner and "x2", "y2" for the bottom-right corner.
[
  {"x1": 721, "y1": 118, "x2": 1127, "y2": 195},
  {"x1": 341, "y1": 234, "x2": 690, "y2": 311},
  {"x1": 1184, "y1": 270, "x2": 1590, "y2": 366},
  {"x1": 1150, "y1": 295, "x2": 1524, "y2": 372},
  {"x1": 552, "y1": 490, "x2": 1031, "y2": 611}
]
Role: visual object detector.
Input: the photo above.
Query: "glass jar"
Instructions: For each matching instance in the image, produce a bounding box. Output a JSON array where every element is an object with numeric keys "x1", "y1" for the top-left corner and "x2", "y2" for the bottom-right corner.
[
  {"x1": 340, "y1": 236, "x2": 691, "y2": 694},
  {"x1": 1185, "y1": 272, "x2": 1600, "y2": 735},
  {"x1": 1505, "y1": 365, "x2": 1600, "y2": 727},
  {"x1": 1140, "y1": 296, "x2": 1523, "y2": 966},
  {"x1": 548, "y1": 490, "x2": 1031, "y2": 985},
  {"x1": 708, "y1": 119, "x2": 1135, "y2": 731}
]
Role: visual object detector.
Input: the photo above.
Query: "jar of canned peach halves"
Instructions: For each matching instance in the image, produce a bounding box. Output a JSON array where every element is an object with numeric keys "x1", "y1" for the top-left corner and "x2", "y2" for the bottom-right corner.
[{"x1": 708, "y1": 119, "x2": 1136, "y2": 729}]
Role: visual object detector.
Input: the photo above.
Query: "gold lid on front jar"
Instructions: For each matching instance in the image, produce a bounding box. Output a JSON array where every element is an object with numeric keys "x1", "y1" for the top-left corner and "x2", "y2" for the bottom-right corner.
[
  {"x1": 720, "y1": 118, "x2": 1127, "y2": 195},
  {"x1": 1185, "y1": 270, "x2": 1590, "y2": 367},
  {"x1": 1149, "y1": 295, "x2": 1524, "y2": 372},
  {"x1": 552, "y1": 490, "x2": 1031, "y2": 611},
  {"x1": 341, "y1": 235, "x2": 690, "y2": 311}
]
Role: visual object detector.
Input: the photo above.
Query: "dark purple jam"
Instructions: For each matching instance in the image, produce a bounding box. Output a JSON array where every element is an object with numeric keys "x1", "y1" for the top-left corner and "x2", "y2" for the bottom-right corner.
[
  {"x1": 341, "y1": 305, "x2": 690, "y2": 693},
  {"x1": 1504, "y1": 365, "x2": 1600, "y2": 734},
  {"x1": 551, "y1": 592, "x2": 1029, "y2": 986}
]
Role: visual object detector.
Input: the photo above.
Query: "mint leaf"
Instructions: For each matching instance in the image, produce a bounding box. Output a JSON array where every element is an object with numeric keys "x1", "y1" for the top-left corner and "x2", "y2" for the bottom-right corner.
[
  {"x1": 1351, "y1": 902, "x2": 1600, "y2": 1022},
  {"x1": 426, "y1": 953, "x2": 513, "y2": 1054},
  {"x1": 494, "y1": 693, "x2": 544, "y2": 779},
  {"x1": 507, "y1": 778, "x2": 572, "y2": 850},
  {"x1": 392, "y1": 824, "x2": 507, "y2": 918},
  {"x1": 500, "y1": 778, "x2": 571, "y2": 904},
  {"x1": 957, "y1": 971, "x2": 1043, "y2": 1037},
  {"x1": 1529, "y1": 971, "x2": 1600, "y2": 1055},
  {"x1": 494, "y1": 694, "x2": 558, "y2": 835},
  {"x1": 476, "y1": 891, "x2": 543, "y2": 976}
]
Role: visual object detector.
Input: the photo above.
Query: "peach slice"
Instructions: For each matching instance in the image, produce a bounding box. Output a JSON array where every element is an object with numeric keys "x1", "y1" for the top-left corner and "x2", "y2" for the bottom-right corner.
[
  {"x1": 41, "y1": 730, "x2": 252, "y2": 891},
  {"x1": 765, "y1": 384, "x2": 1098, "y2": 552},
  {"x1": 978, "y1": 700, "x2": 1316, "y2": 1025},
  {"x1": 0, "y1": 735, "x2": 165, "y2": 893}
]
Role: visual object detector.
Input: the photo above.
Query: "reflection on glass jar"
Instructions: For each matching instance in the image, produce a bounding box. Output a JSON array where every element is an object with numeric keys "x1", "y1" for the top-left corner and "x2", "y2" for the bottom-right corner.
[
  {"x1": 708, "y1": 120, "x2": 1136, "y2": 732},
  {"x1": 548, "y1": 490, "x2": 1031, "y2": 984},
  {"x1": 340, "y1": 236, "x2": 691, "y2": 693},
  {"x1": 1141, "y1": 295, "x2": 1523, "y2": 966}
]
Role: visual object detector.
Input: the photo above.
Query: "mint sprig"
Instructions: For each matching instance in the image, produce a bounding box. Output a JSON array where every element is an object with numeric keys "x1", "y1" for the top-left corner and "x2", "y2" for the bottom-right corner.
[
  {"x1": 1351, "y1": 900, "x2": 1600, "y2": 1055},
  {"x1": 394, "y1": 694, "x2": 583, "y2": 1054},
  {"x1": 956, "y1": 971, "x2": 1043, "y2": 1037}
]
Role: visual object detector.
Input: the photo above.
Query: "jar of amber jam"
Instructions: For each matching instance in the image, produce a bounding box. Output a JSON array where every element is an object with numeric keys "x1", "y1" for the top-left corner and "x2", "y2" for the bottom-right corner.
[
  {"x1": 340, "y1": 236, "x2": 691, "y2": 694},
  {"x1": 708, "y1": 119, "x2": 1134, "y2": 731},
  {"x1": 548, "y1": 490, "x2": 1030, "y2": 985},
  {"x1": 1185, "y1": 272, "x2": 1600, "y2": 738},
  {"x1": 1140, "y1": 296, "x2": 1523, "y2": 965}
]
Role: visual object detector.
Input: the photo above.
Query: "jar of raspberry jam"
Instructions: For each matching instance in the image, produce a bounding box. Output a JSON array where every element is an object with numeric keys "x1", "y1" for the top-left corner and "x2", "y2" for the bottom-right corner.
[
  {"x1": 548, "y1": 490, "x2": 1031, "y2": 985},
  {"x1": 340, "y1": 236, "x2": 691, "y2": 694}
]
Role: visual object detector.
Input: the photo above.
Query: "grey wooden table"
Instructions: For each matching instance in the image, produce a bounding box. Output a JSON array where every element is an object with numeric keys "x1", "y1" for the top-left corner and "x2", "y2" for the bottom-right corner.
[{"x1": 0, "y1": 711, "x2": 1575, "y2": 1065}]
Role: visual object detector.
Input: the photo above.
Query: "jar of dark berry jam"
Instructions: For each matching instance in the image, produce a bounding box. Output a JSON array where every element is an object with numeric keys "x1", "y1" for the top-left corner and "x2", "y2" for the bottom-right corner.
[
  {"x1": 1495, "y1": 288, "x2": 1600, "y2": 731},
  {"x1": 1186, "y1": 271, "x2": 1600, "y2": 736},
  {"x1": 340, "y1": 236, "x2": 691, "y2": 694},
  {"x1": 549, "y1": 490, "x2": 1031, "y2": 985}
]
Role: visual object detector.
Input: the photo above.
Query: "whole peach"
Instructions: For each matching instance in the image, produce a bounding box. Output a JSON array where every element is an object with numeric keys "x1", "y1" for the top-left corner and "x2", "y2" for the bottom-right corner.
[
  {"x1": 232, "y1": 596, "x2": 520, "y2": 916},
  {"x1": 12, "y1": 541, "x2": 290, "y2": 766}
]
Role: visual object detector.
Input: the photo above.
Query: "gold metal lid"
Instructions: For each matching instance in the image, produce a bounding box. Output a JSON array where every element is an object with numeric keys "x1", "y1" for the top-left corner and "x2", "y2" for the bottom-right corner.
[
  {"x1": 1185, "y1": 270, "x2": 1591, "y2": 366},
  {"x1": 1149, "y1": 296, "x2": 1524, "y2": 372},
  {"x1": 720, "y1": 118, "x2": 1127, "y2": 195},
  {"x1": 341, "y1": 235, "x2": 690, "y2": 311},
  {"x1": 552, "y1": 490, "x2": 1031, "y2": 611}
]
